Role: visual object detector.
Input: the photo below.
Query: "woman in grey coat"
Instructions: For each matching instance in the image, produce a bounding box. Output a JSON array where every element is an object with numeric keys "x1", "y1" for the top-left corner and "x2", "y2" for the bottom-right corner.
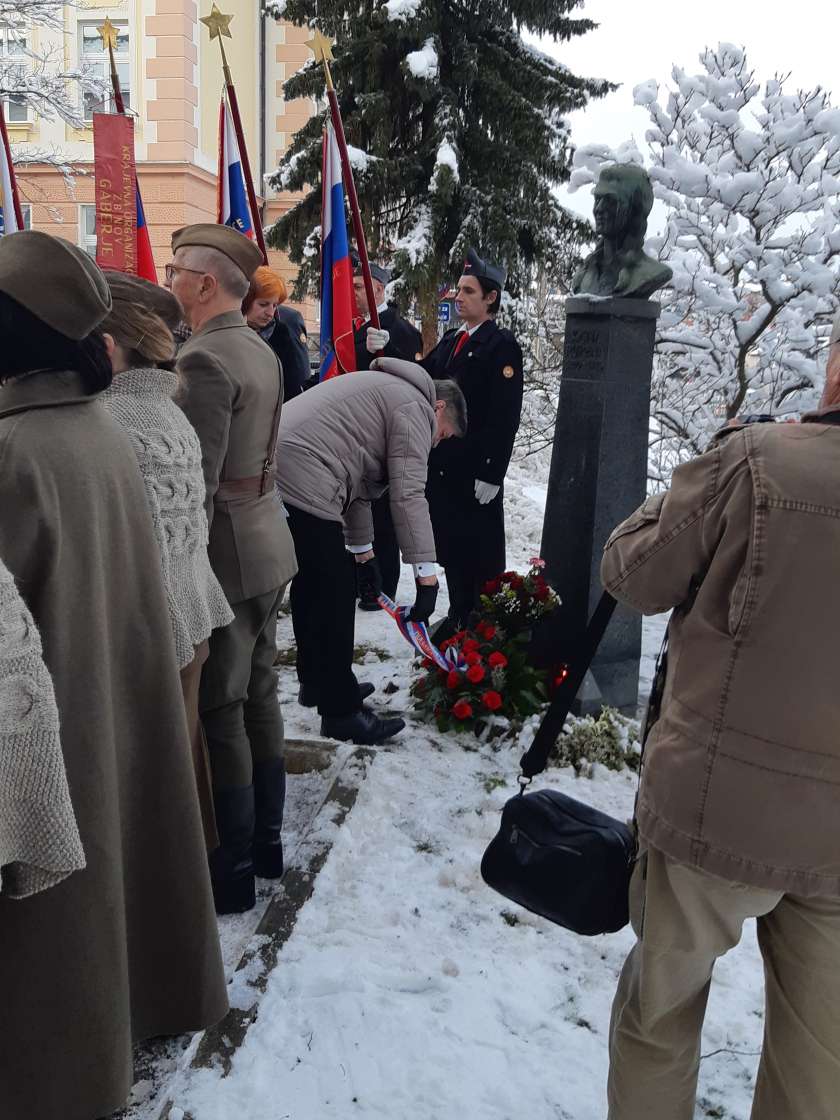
[
  {"x1": 100, "y1": 275, "x2": 234, "y2": 850},
  {"x1": 0, "y1": 232, "x2": 228, "y2": 1120}
]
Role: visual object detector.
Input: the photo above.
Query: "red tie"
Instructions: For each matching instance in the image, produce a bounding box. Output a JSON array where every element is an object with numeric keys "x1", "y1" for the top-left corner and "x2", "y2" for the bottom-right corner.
[{"x1": 453, "y1": 330, "x2": 469, "y2": 357}]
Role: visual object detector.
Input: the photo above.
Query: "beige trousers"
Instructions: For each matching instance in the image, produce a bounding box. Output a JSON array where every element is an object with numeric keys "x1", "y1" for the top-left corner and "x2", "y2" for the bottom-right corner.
[{"x1": 608, "y1": 846, "x2": 840, "y2": 1120}]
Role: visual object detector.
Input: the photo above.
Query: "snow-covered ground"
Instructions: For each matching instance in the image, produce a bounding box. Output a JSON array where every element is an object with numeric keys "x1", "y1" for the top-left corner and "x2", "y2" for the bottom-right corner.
[{"x1": 146, "y1": 452, "x2": 766, "y2": 1120}]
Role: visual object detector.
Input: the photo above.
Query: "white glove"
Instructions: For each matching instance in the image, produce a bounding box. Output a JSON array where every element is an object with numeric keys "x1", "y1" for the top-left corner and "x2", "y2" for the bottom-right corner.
[
  {"x1": 474, "y1": 479, "x2": 500, "y2": 505},
  {"x1": 366, "y1": 327, "x2": 390, "y2": 354}
]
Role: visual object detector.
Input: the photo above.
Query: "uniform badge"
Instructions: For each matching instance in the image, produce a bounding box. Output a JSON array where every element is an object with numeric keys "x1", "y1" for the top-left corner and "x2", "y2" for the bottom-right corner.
[
  {"x1": 503, "y1": 364, "x2": 515, "y2": 378},
  {"x1": 415, "y1": 352, "x2": 423, "y2": 360},
  {"x1": 299, "y1": 332, "x2": 307, "y2": 345}
]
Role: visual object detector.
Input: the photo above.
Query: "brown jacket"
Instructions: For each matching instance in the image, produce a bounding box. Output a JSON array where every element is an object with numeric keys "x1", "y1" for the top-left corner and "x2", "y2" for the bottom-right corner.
[
  {"x1": 601, "y1": 409, "x2": 840, "y2": 897},
  {"x1": 0, "y1": 371, "x2": 228, "y2": 1119},
  {"x1": 275, "y1": 359, "x2": 438, "y2": 564},
  {"x1": 177, "y1": 309, "x2": 297, "y2": 604}
]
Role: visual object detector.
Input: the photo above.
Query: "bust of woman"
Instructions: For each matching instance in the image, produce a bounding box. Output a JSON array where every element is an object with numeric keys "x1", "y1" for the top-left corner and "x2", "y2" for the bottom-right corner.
[{"x1": 573, "y1": 165, "x2": 673, "y2": 300}]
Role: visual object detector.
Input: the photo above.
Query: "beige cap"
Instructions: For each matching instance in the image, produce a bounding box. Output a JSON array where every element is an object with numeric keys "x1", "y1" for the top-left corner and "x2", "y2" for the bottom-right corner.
[
  {"x1": 0, "y1": 230, "x2": 111, "y2": 340},
  {"x1": 103, "y1": 270, "x2": 183, "y2": 331},
  {"x1": 171, "y1": 223, "x2": 263, "y2": 281},
  {"x1": 830, "y1": 310, "x2": 840, "y2": 347}
]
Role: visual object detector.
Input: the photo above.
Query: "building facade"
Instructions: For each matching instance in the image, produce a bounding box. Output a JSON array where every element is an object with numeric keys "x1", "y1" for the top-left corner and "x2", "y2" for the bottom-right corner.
[{"x1": 9, "y1": 0, "x2": 314, "y2": 320}]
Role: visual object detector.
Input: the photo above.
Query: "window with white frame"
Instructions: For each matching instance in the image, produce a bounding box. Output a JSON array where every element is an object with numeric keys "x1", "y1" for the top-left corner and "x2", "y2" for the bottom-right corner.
[
  {"x1": 79, "y1": 20, "x2": 130, "y2": 121},
  {"x1": 79, "y1": 204, "x2": 97, "y2": 257},
  {"x1": 0, "y1": 28, "x2": 31, "y2": 123}
]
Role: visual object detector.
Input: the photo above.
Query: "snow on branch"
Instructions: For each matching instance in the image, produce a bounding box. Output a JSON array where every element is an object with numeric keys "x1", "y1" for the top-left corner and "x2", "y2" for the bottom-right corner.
[{"x1": 573, "y1": 42, "x2": 840, "y2": 467}]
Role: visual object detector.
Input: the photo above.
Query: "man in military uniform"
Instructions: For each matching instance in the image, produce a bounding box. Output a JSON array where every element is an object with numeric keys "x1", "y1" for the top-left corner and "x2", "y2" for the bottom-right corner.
[
  {"x1": 169, "y1": 224, "x2": 298, "y2": 915},
  {"x1": 422, "y1": 248, "x2": 524, "y2": 632},
  {"x1": 352, "y1": 258, "x2": 424, "y2": 606}
]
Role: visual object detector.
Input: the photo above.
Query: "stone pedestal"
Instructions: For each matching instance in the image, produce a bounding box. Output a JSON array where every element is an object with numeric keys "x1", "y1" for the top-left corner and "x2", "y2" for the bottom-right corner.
[{"x1": 540, "y1": 296, "x2": 659, "y2": 714}]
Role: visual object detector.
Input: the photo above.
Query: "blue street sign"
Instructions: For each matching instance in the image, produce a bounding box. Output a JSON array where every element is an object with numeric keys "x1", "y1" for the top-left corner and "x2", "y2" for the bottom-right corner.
[{"x1": 438, "y1": 301, "x2": 451, "y2": 323}]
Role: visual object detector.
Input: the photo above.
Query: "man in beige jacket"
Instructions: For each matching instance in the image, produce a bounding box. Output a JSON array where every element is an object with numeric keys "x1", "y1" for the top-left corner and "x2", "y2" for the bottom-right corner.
[
  {"x1": 276, "y1": 357, "x2": 466, "y2": 744},
  {"x1": 600, "y1": 390, "x2": 840, "y2": 1119},
  {"x1": 170, "y1": 224, "x2": 297, "y2": 915}
]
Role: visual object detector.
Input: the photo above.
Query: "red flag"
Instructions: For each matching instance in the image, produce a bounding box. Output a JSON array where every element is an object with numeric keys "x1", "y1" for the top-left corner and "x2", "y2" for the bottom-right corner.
[{"x1": 93, "y1": 112, "x2": 138, "y2": 274}]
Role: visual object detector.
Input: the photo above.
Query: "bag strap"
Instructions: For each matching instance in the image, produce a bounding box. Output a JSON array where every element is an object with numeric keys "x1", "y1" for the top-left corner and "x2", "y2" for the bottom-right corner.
[
  {"x1": 519, "y1": 591, "x2": 617, "y2": 780},
  {"x1": 260, "y1": 354, "x2": 284, "y2": 496}
]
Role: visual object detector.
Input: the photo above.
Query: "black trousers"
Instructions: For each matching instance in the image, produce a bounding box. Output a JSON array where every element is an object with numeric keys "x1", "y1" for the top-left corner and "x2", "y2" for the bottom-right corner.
[
  {"x1": 286, "y1": 504, "x2": 362, "y2": 718},
  {"x1": 371, "y1": 494, "x2": 400, "y2": 600}
]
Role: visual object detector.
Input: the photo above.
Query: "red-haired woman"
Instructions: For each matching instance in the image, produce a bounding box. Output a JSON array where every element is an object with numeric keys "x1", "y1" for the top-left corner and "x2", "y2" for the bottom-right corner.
[{"x1": 243, "y1": 265, "x2": 310, "y2": 400}]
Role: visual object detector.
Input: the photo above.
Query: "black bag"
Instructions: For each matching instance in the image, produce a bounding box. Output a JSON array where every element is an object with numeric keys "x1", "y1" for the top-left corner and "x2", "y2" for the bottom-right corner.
[{"x1": 480, "y1": 592, "x2": 639, "y2": 936}]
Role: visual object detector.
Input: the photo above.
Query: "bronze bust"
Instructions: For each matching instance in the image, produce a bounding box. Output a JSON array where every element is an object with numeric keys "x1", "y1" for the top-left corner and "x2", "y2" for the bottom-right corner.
[{"x1": 572, "y1": 165, "x2": 672, "y2": 300}]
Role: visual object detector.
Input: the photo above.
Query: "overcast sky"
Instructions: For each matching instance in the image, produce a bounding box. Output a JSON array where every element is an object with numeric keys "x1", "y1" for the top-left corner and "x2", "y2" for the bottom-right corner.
[{"x1": 543, "y1": 0, "x2": 836, "y2": 221}]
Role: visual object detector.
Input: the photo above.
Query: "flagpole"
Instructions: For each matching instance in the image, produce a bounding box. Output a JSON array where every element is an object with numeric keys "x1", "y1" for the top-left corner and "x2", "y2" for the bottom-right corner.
[
  {"x1": 201, "y1": 5, "x2": 268, "y2": 264},
  {"x1": 307, "y1": 29, "x2": 381, "y2": 332},
  {"x1": 0, "y1": 101, "x2": 25, "y2": 232}
]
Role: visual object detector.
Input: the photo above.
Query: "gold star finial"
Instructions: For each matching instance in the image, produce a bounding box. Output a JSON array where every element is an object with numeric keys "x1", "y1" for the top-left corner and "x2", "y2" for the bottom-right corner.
[
  {"x1": 305, "y1": 27, "x2": 334, "y2": 65},
  {"x1": 96, "y1": 16, "x2": 120, "y2": 52},
  {"x1": 200, "y1": 4, "x2": 234, "y2": 41}
]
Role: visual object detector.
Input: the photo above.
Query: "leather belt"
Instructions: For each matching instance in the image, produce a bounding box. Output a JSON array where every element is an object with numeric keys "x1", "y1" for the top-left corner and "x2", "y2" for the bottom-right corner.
[{"x1": 215, "y1": 469, "x2": 269, "y2": 501}]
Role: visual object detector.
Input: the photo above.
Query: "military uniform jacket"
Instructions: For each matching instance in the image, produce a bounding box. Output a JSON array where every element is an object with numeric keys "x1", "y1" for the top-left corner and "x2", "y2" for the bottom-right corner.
[
  {"x1": 177, "y1": 309, "x2": 298, "y2": 604},
  {"x1": 271, "y1": 304, "x2": 310, "y2": 400},
  {"x1": 353, "y1": 304, "x2": 423, "y2": 371},
  {"x1": 423, "y1": 319, "x2": 524, "y2": 490}
]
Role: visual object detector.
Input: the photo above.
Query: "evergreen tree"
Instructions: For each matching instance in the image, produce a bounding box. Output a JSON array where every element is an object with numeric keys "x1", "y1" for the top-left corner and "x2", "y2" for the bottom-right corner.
[{"x1": 265, "y1": 0, "x2": 612, "y2": 345}]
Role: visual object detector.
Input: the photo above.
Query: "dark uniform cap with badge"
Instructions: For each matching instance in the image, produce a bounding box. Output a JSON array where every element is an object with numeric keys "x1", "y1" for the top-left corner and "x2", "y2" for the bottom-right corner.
[
  {"x1": 171, "y1": 223, "x2": 264, "y2": 281},
  {"x1": 461, "y1": 247, "x2": 507, "y2": 290},
  {"x1": 351, "y1": 250, "x2": 391, "y2": 286},
  {"x1": 0, "y1": 229, "x2": 112, "y2": 340},
  {"x1": 103, "y1": 270, "x2": 183, "y2": 331}
]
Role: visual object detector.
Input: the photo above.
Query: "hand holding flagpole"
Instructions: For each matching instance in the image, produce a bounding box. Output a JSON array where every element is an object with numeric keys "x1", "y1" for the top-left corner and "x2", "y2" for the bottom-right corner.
[
  {"x1": 201, "y1": 4, "x2": 268, "y2": 264},
  {"x1": 306, "y1": 28, "x2": 380, "y2": 333}
]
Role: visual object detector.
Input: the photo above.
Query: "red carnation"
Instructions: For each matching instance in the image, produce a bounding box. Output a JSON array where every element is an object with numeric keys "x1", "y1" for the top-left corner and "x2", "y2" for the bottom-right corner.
[
  {"x1": 482, "y1": 690, "x2": 503, "y2": 711},
  {"x1": 452, "y1": 699, "x2": 473, "y2": 720},
  {"x1": 462, "y1": 638, "x2": 480, "y2": 653},
  {"x1": 466, "y1": 664, "x2": 485, "y2": 684},
  {"x1": 482, "y1": 624, "x2": 496, "y2": 639},
  {"x1": 488, "y1": 651, "x2": 508, "y2": 669},
  {"x1": 464, "y1": 651, "x2": 482, "y2": 667},
  {"x1": 483, "y1": 578, "x2": 501, "y2": 595},
  {"x1": 422, "y1": 657, "x2": 436, "y2": 670},
  {"x1": 446, "y1": 670, "x2": 460, "y2": 690},
  {"x1": 509, "y1": 574, "x2": 524, "y2": 590}
]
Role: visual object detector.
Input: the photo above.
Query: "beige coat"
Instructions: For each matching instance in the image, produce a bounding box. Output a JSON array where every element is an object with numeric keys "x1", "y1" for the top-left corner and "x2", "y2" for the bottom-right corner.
[
  {"x1": 601, "y1": 409, "x2": 840, "y2": 897},
  {"x1": 177, "y1": 309, "x2": 297, "y2": 604},
  {"x1": 275, "y1": 361, "x2": 438, "y2": 563},
  {"x1": 0, "y1": 371, "x2": 228, "y2": 1120}
]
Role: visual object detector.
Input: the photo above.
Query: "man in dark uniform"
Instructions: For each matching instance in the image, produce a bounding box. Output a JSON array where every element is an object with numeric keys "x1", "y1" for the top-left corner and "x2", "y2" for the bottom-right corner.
[
  {"x1": 422, "y1": 248, "x2": 524, "y2": 632},
  {"x1": 274, "y1": 302, "x2": 311, "y2": 399},
  {"x1": 351, "y1": 258, "x2": 424, "y2": 607}
]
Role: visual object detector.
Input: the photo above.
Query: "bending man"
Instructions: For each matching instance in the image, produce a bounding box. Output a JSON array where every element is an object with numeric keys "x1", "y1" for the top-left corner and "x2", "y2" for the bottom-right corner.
[{"x1": 276, "y1": 358, "x2": 466, "y2": 745}]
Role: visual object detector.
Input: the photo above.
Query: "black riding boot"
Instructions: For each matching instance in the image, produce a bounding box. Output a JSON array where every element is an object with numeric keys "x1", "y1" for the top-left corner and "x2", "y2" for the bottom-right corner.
[
  {"x1": 209, "y1": 784, "x2": 256, "y2": 914},
  {"x1": 253, "y1": 758, "x2": 286, "y2": 879}
]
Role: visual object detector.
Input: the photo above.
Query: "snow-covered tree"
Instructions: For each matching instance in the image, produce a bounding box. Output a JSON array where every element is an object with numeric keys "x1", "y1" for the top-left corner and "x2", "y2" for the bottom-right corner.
[
  {"x1": 0, "y1": 0, "x2": 104, "y2": 138},
  {"x1": 265, "y1": 0, "x2": 612, "y2": 346},
  {"x1": 570, "y1": 44, "x2": 840, "y2": 466}
]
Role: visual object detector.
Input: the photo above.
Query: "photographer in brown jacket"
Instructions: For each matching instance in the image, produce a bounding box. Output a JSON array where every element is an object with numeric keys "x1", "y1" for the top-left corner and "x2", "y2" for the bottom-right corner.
[{"x1": 600, "y1": 383, "x2": 840, "y2": 1119}]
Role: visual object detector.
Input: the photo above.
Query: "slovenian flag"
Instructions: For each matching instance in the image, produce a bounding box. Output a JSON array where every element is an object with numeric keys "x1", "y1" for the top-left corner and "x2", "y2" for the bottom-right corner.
[
  {"x1": 135, "y1": 185, "x2": 157, "y2": 282},
  {"x1": 217, "y1": 91, "x2": 254, "y2": 238},
  {"x1": 0, "y1": 101, "x2": 24, "y2": 236},
  {"x1": 319, "y1": 123, "x2": 355, "y2": 380}
]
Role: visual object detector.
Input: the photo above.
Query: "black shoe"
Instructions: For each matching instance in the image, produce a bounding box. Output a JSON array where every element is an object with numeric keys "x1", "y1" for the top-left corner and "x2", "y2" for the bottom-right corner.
[
  {"x1": 210, "y1": 785, "x2": 256, "y2": 915},
  {"x1": 253, "y1": 758, "x2": 286, "y2": 880},
  {"x1": 320, "y1": 707, "x2": 405, "y2": 745},
  {"x1": 298, "y1": 681, "x2": 375, "y2": 708},
  {"x1": 358, "y1": 598, "x2": 383, "y2": 612}
]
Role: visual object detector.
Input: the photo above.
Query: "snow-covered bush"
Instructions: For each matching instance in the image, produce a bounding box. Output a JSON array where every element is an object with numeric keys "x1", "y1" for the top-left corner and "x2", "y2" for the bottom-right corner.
[
  {"x1": 571, "y1": 43, "x2": 840, "y2": 468},
  {"x1": 555, "y1": 708, "x2": 641, "y2": 774}
]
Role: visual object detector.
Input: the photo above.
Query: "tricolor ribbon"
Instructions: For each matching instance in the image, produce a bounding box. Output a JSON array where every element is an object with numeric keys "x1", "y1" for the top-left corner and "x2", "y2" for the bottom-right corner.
[{"x1": 378, "y1": 593, "x2": 466, "y2": 672}]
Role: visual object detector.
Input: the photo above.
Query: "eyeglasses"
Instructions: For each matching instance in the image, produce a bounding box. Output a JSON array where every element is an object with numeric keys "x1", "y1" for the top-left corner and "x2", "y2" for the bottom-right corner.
[{"x1": 164, "y1": 263, "x2": 205, "y2": 282}]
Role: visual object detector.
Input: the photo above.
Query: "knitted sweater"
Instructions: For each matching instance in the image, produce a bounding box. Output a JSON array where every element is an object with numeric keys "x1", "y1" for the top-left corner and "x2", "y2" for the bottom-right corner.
[
  {"x1": 100, "y1": 368, "x2": 233, "y2": 668},
  {"x1": 0, "y1": 557, "x2": 85, "y2": 898}
]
